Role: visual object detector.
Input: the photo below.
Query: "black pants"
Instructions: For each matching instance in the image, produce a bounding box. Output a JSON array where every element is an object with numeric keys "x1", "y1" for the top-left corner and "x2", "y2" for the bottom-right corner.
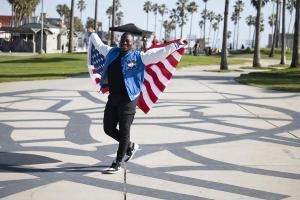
[{"x1": 103, "y1": 95, "x2": 137, "y2": 162}]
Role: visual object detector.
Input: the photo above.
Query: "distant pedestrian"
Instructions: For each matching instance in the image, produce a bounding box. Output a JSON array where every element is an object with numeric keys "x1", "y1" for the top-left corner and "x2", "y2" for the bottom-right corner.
[
  {"x1": 151, "y1": 35, "x2": 158, "y2": 47},
  {"x1": 61, "y1": 44, "x2": 65, "y2": 54}
]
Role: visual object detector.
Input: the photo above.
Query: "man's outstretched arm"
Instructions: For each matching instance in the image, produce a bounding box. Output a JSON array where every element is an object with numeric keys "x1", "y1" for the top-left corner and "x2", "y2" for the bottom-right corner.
[
  {"x1": 140, "y1": 39, "x2": 187, "y2": 66},
  {"x1": 89, "y1": 33, "x2": 113, "y2": 57}
]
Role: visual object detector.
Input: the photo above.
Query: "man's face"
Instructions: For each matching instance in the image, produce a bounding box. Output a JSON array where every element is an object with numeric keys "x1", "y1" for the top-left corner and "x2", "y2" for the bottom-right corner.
[{"x1": 120, "y1": 34, "x2": 134, "y2": 52}]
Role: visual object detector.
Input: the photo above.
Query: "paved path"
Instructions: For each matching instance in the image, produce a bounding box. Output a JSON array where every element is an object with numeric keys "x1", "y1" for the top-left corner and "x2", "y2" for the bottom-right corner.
[{"x1": 0, "y1": 66, "x2": 300, "y2": 200}]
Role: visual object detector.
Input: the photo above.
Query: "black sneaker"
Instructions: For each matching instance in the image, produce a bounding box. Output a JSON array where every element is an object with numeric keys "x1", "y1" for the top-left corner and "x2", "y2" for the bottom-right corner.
[
  {"x1": 124, "y1": 143, "x2": 139, "y2": 162},
  {"x1": 106, "y1": 160, "x2": 121, "y2": 174}
]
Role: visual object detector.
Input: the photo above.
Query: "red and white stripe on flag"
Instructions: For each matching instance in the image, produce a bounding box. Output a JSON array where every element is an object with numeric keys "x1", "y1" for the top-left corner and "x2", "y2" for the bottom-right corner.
[{"x1": 137, "y1": 46, "x2": 185, "y2": 114}]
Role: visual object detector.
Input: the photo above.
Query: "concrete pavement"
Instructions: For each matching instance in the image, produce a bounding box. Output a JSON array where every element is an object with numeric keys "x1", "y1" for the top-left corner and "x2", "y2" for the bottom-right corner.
[{"x1": 0, "y1": 65, "x2": 300, "y2": 200}]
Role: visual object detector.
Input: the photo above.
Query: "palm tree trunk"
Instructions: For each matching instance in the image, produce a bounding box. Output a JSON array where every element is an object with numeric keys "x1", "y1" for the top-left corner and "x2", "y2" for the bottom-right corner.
[
  {"x1": 111, "y1": 0, "x2": 116, "y2": 45},
  {"x1": 237, "y1": 18, "x2": 240, "y2": 49},
  {"x1": 280, "y1": 0, "x2": 286, "y2": 65},
  {"x1": 160, "y1": 15, "x2": 164, "y2": 40},
  {"x1": 216, "y1": 28, "x2": 220, "y2": 48},
  {"x1": 288, "y1": 10, "x2": 293, "y2": 34},
  {"x1": 188, "y1": 13, "x2": 194, "y2": 49},
  {"x1": 220, "y1": 0, "x2": 229, "y2": 70},
  {"x1": 232, "y1": 24, "x2": 236, "y2": 49},
  {"x1": 154, "y1": 14, "x2": 157, "y2": 34},
  {"x1": 203, "y1": 2, "x2": 207, "y2": 47},
  {"x1": 147, "y1": 13, "x2": 149, "y2": 31},
  {"x1": 253, "y1": 0, "x2": 262, "y2": 68},
  {"x1": 248, "y1": 25, "x2": 251, "y2": 47},
  {"x1": 270, "y1": 0, "x2": 280, "y2": 57},
  {"x1": 68, "y1": 0, "x2": 74, "y2": 53},
  {"x1": 290, "y1": 0, "x2": 300, "y2": 68}
]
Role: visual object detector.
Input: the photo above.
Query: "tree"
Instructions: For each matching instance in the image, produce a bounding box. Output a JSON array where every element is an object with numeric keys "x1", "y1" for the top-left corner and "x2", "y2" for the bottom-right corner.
[
  {"x1": 77, "y1": 0, "x2": 86, "y2": 22},
  {"x1": 115, "y1": 11, "x2": 123, "y2": 26},
  {"x1": 246, "y1": 15, "x2": 256, "y2": 47},
  {"x1": 220, "y1": 0, "x2": 229, "y2": 70},
  {"x1": 202, "y1": 0, "x2": 209, "y2": 47},
  {"x1": 269, "y1": 0, "x2": 280, "y2": 57},
  {"x1": 152, "y1": 3, "x2": 159, "y2": 34},
  {"x1": 280, "y1": 0, "x2": 286, "y2": 64},
  {"x1": 198, "y1": 20, "x2": 204, "y2": 38},
  {"x1": 68, "y1": 0, "x2": 74, "y2": 53},
  {"x1": 158, "y1": 4, "x2": 168, "y2": 40},
  {"x1": 85, "y1": 17, "x2": 101, "y2": 30},
  {"x1": 231, "y1": 11, "x2": 238, "y2": 49},
  {"x1": 56, "y1": 4, "x2": 70, "y2": 23},
  {"x1": 176, "y1": 0, "x2": 189, "y2": 38},
  {"x1": 73, "y1": 16, "x2": 84, "y2": 32},
  {"x1": 187, "y1": 1, "x2": 198, "y2": 45},
  {"x1": 287, "y1": 0, "x2": 296, "y2": 33},
  {"x1": 163, "y1": 20, "x2": 175, "y2": 40},
  {"x1": 143, "y1": 1, "x2": 152, "y2": 31},
  {"x1": 251, "y1": 0, "x2": 265, "y2": 67},
  {"x1": 8, "y1": 0, "x2": 40, "y2": 26},
  {"x1": 233, "y1": 0, "x2": 244, "y2": 49},
  {"x1": 169, "y1": 8, "x2": 179, "y2": 38},
  {"x1": 214, "y1": 14, "x2": 223, "y2": 48},
  {"x1": 207, "y1": 11, "x2": 215, "y2": 46},
  {"x1": 290, "y1": 0, "x2": 300, "y2": 68}
]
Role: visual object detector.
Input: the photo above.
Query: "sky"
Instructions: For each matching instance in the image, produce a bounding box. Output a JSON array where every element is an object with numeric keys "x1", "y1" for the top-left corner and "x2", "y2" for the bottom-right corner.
[{"x1": 0, "y1": 0, "x2": 296, "y2": 47}]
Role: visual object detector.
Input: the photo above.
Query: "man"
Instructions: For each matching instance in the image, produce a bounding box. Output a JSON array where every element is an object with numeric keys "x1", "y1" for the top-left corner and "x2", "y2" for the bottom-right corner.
[{"x1": 89, "y1": 32, "x2": 187, "y2": 173}]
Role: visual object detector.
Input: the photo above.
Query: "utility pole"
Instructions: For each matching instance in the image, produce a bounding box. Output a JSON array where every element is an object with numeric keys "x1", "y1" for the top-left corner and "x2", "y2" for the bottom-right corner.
[
  {"x1": 94, "y1": 0, "x2": 98, "y2": 31},
  {"x1": 68, "y1": 0, "x2": 74, "y2": 53},
  {"x1": 40, "y1": 0, "x2": 44, "y2": 54},
  {"x1": 110, "y1": 0, "x2": 116, "y2": 45}
]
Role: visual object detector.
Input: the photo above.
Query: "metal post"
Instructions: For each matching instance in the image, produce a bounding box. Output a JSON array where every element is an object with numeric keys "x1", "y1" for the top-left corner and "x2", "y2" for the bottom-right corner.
[
  {"x1": 94, "y1": 0, "x2": 98, "y2": 31},
  {"x1": 40, "y1": 0, "x2": 44, "y2": 54},
  {"x1": 110, "y1": 0, "x2": 116, "y2": 45}
]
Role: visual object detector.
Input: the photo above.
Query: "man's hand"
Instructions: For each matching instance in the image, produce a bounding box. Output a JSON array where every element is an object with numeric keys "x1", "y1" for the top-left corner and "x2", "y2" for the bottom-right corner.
[{"x1": 178, "y1": 39, "x2": 188, "y2": 46}]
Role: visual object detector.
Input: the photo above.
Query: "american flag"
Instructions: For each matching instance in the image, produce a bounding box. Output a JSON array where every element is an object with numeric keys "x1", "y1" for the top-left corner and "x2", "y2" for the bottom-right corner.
[{"x1": 87, "y1": 37, "x2": 185, "y2": 114}]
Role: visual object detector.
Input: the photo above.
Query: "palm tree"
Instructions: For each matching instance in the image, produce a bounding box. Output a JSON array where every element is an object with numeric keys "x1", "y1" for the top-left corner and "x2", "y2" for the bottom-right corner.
[
  {"x1": 199, "y1": 20, "x2": 204, "y2": 38},
  {"x1": 269, "y1": 0, "x2": 280, "y2": 57},
  {"x1": 77, "y1": 0, "x2": 86, "y2": 22},
  {"x1": 234, "y1": 0, "x2": 244, "y2": 49},
  {"x1": 280, "y1": 0, "x2": 286, "y2": 64},
  {"x1": 246, "y1": 15, "x2": 256, "y2": 47},
  {"x1": 158, "y1": 4, "x2": 168, "y2": 41},
  {"x1": 176, "y1": 0, "x2": 188, "y2": 38},
  {"x1": 268, "y1": 13, "x2": 276, "y2": 37},
  {"x1": 220, "y1": 0, "x2": 229, "y2": 70},
  {"x1": 115, "y1": 11, "x2": 123, "y2": 26},
  {"x1": 143, "y1": 1, "x2": 152, "y2": 31},
  {"x1": 169, "y1": 8, "x2": 179, "y2": 38},
  {"x1": 56, "y1": 4, "x2": 70, "y2": 23},
  {"x1": 251, "y1": 0, "x2": 264, "y2": 67},
  {"x1": 187, "y1": 1, "x2": 198, "y2": 45},
  {"x1": 214, "y1": 14, "x2": 223, "y2": 48},
  {"x1": 8, "y1": 0, "x2": 39, "y2": 26},
  {"x1": 207, "y1": 11, "x2": 215, "y2": 46},
  {"x1": 290, "y1": 0, "x2": 299, "y2": 68},
  {"x1": 202, "y1": 0, "x2": 209, "y2": 47},
  {"x1": 7, "y1": 0, "x2": 14, "y2": 28},
  {"x1": 287, "y1": 0, "x2": 296, "y2": 34},
  {"x1": 68, "y1": 0, "x2": 74, "y2": 53},
  {"x1": 152, "y1": 3, "x2": 159, "y2": 34},
  {"x1": 231, "y1": 12, "x2": 238, "y2": 49}
]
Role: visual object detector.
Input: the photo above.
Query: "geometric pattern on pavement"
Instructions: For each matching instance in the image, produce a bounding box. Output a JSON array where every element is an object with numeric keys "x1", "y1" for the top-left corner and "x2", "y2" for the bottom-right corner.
[{"x1": 1, "y1": 72, "x2": 300, "y2": 200}]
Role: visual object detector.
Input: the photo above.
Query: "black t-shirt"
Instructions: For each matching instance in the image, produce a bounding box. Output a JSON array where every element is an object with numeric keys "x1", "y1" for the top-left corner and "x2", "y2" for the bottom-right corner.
[{"x1": 107, "y1": 54, "x2": 130, "y2": 100}]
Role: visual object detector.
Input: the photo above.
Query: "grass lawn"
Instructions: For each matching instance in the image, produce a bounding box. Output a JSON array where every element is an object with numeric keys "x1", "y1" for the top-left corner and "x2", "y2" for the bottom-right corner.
[
  {"x1": 178, "y1": 55, "x2": 246, "y2": 68},
  {"x1": 229, "y1": 48, "x2": 293, "y2": 60},
  {"x1": 0, "y1": 53, "x2": 247, "y2": 83},
  {"x1": 0, "y1": 53, "x2": 87, "y2": 82},
  {"x1": 235, "y1": 67, "x2": 300, "y2": 92}
]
